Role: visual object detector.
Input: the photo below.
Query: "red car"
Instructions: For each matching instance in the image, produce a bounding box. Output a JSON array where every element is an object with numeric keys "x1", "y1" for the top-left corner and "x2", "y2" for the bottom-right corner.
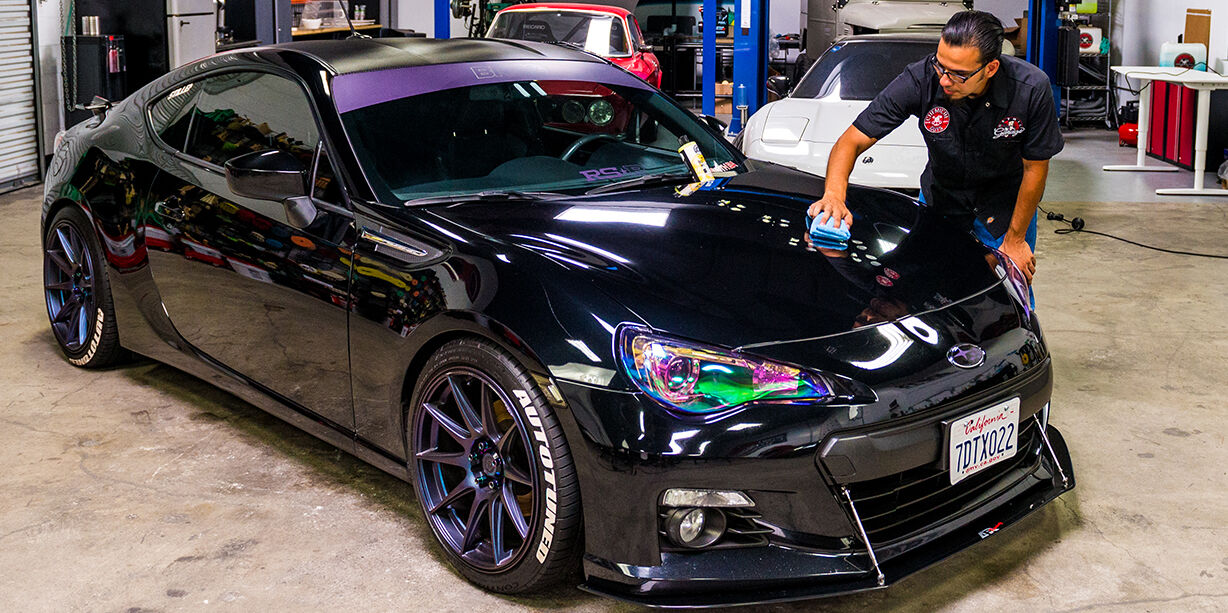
[{"x1": 486, "y1": 3, "x2": 662, "y2": 88}]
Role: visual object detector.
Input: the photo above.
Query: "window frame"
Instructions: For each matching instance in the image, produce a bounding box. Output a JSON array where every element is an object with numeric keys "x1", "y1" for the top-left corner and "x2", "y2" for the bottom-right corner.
[{"x1": 143, "y1": 65, "x2": 354, "y2": 210}]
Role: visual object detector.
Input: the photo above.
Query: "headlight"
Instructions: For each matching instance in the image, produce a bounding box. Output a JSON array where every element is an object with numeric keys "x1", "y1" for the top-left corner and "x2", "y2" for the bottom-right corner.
[
  {"x1": 588, "y1": 99, "x2": 614, "y2": 126},
  {"x1": 561, "y1": 99, "x2": 586, "y2": 124},
  {"x1": 617, "y1": 326, "x2": 835, "y2": 415}
]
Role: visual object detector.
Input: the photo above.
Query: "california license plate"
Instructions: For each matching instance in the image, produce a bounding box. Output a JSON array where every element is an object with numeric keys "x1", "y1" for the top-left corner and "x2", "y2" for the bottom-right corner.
[{"x1": 949, "y1": 398, "x2": 1020, "y2": 485}]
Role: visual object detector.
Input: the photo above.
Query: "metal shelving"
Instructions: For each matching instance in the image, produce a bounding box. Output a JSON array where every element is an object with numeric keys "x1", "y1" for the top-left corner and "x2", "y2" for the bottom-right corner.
[{"x1": 1060, "y1": 1, "x2": 1114, "y2": 128}]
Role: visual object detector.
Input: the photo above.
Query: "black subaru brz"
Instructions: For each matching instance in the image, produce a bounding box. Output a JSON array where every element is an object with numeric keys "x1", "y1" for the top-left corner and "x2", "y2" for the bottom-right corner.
[{"x1": 41, "y1": 37, "x2": 1073, "y2": 606}]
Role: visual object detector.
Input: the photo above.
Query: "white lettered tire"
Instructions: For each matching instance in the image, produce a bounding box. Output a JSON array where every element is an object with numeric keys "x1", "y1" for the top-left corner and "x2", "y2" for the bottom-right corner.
[{"x1": 406, "y1": 337, "x2": 583, "y2": 592}]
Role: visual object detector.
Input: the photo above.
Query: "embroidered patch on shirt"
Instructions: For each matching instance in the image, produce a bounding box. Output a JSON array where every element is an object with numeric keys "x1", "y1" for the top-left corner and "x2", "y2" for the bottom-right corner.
[
  {"x1": 994, "y1": 116, "x2": 1026, "y2": 139},
  {"x1": 924, "y1": 107, "x2": 950, "y2": 133}
]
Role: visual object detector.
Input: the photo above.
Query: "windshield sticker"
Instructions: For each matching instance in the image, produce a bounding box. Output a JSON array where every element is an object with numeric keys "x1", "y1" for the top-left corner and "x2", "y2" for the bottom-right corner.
[
  {"x1": 581, "y1": 164, "x2": 645, "y2": 181},
  {"x1": 470, "y1": 66, "x2": 500, "y2": 79},
  {"x1": 333, "y1": 60, "x2": 652, "y2": 113}
]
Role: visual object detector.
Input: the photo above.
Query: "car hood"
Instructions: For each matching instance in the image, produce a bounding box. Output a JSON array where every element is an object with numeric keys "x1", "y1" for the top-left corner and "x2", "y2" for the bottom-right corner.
[
  {"x1": 416, "y1": 163, "x2": 1004, "y2": 352},
  {"x1": 758, "y1": 99, "x2": 925, "y2": 147}
]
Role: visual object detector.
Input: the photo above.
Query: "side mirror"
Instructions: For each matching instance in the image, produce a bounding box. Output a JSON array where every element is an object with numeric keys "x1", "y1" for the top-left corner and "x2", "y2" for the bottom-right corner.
[
  {"x1": 224, "y1": 149, "x2": 318, "y2": 228},
  {"x1": 767, "y1": 75, "x2": 791, "y2": 98}
]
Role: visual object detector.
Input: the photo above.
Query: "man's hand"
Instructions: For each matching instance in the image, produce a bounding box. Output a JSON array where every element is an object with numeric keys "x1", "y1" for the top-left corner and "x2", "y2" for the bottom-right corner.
[
  {"x1": 999, "y1": 237, "x2": 1035, "y2": 284},
  {"x1": 807, "y1": 194, "x2": 853, "y2": 230},
  {"x1": 806, "y1": 126, "x2": 878, "y2": 232}
]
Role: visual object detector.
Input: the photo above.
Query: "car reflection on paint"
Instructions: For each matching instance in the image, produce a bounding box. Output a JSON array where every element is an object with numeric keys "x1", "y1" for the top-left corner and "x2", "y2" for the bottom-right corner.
[{"x1": 42, "y1": 37, "x2": 1072, "y2": 607}]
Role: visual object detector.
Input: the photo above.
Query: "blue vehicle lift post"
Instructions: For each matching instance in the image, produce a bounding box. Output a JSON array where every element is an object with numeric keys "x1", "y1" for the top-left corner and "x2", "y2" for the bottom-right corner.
[
  {"x1": 1027, "y1": 0, "x2": 1060, "y2": 115},
  {"x1": 729, "y1": 0, "x2": 769, "y2": 134},
  {"x1": 435, "y1": 0, "x2": 450, "y2": 39},
  {"x1": 703, "y1": 0, "x2": 717, "y2": 116}
]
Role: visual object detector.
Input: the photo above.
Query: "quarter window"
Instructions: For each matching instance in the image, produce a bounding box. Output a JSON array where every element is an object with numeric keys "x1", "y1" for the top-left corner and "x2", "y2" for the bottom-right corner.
[
  {"x1": 149, "y1": 82, "x2": 200, "y2": 152},
  {"x1": 182, "y1": 72, "x2": 319, "y2": 168}
]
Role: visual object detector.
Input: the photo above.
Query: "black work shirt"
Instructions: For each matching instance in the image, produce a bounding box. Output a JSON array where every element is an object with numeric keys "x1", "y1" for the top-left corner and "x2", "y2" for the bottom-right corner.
[{"x1": 853, "y1": 55, "x2": 1064, "y2": 238}]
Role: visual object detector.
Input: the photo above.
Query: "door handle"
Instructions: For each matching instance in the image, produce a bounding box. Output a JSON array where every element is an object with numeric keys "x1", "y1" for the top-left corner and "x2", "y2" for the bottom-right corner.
[{"x1": 154, "y1": 199, "x2": 185, "y2": 222}]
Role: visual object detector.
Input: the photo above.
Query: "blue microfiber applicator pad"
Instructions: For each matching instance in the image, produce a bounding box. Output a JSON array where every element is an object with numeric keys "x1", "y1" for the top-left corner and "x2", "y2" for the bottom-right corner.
[{"x1": 807, "y1": 214, "x2": 851, "y2": 249}]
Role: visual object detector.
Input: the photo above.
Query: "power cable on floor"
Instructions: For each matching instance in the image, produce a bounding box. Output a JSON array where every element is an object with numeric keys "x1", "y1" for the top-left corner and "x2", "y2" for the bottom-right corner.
[{"x1": 1038, "y1": 205, "x2": 1228, "y2": 259}]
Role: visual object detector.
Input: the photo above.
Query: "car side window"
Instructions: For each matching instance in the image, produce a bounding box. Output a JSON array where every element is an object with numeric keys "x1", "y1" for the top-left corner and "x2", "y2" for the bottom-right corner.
[
  {"x1": 312, "y1": 147, "x2": 344, "y2": 205},
  {"x1": 149, "y1": 82, "x2": 201, "y2": 152},
  {"x1": 183, "y1": 71, "x2": 319, "y2": 169}
]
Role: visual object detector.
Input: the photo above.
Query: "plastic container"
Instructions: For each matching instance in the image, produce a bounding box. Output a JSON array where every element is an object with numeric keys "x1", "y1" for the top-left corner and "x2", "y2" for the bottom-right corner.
[
  {"x1": 1160, "y1": 42, "x2": 1207, "y2": 70},
  {"x1": 1078, "y1": 26, "x2": 1102, "y2": 54}
]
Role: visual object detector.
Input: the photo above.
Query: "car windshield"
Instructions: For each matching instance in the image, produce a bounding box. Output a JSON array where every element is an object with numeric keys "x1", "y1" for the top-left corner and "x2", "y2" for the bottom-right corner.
[
  {"x1": 792, "y1": 40, "x2": 936, "y2": 101},
  {"x1": 488, "y1": 10, "x2": 629, "y2": 56},
  {"x1": 338, "y1": 68, "x2": 743, "y2": 203}
]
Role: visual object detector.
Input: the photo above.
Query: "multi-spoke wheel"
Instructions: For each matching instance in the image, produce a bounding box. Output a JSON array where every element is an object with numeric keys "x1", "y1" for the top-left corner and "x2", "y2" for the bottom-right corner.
[
  {"x1": 408, "y1": 339, "x2": 582, "y2": 593},
  {"x1": 43, "y1": 206, "x2": 123, "y2": 367}
]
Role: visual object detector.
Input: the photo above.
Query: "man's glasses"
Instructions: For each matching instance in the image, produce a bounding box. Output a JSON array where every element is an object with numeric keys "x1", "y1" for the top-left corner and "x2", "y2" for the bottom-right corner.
[{"x1": 929, "y1": 54, "x2": 987, "y2": 84}]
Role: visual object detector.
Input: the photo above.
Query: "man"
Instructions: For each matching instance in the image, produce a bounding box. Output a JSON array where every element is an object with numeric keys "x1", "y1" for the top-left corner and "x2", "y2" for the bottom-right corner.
[{"x1": 808, "y1": 10, "x2": 1063, "y2": 287}]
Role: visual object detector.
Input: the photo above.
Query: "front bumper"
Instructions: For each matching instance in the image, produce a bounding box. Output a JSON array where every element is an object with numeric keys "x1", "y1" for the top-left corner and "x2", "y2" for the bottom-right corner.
[{"x1": 580, "y1": 426, "x2": 1074, "y2": 607}]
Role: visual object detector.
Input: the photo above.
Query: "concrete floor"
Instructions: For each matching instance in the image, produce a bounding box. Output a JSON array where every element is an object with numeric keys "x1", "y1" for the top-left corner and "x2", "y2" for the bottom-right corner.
[{"x1": 2, "y1": 129, "x2": 1228, "y2": 612}]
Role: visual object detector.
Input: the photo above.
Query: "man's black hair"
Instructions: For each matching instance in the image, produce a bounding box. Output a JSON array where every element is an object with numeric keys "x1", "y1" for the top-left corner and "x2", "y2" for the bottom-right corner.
[{"x1": 941, "y1": 10, "x2": 1004, "y2": 65}]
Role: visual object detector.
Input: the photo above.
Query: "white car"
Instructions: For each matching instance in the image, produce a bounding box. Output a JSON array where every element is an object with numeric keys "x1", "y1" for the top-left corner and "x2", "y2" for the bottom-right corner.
[{"x1": 740, "y1": 34, "x2": 939, "y2": 194}]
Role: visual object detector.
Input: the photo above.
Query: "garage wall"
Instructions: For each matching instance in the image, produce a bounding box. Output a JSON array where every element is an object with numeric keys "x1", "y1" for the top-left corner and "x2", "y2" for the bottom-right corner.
[
  {"x1": 976, "y1": 0, "x2": 1027, "y2": 29},
  {"x1": 35, "y1": 0, "x2": 59, "y2": 151},
  {"x1": 1116, "y1": 0, "x2": 1227, "y2": 69}
]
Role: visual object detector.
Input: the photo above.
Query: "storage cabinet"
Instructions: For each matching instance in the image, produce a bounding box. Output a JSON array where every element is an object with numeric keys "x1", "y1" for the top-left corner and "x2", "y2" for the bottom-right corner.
[{"x1": 1147, "y1": 84, "x2": 1228, "y2": 171}]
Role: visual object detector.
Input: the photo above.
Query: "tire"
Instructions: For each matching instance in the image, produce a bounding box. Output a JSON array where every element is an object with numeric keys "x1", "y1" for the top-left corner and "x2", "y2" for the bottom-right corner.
[
  {"x1": 406, "y1": 338, "x2": 582, "y2": 593},
  {"x1": 42, "y1": 206, "x2": 124, "y2": 368}
]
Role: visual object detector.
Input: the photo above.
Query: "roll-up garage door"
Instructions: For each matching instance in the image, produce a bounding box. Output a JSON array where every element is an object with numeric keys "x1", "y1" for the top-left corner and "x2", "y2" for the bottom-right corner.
[{"x1": 0, "y1": 0, "x2": 40, "y2": 190}]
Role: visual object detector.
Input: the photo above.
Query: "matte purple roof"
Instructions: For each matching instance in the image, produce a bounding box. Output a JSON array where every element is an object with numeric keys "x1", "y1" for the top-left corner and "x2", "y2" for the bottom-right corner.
[{"x1": 332, "y1": 59, "x2": 651, "y2": 113}]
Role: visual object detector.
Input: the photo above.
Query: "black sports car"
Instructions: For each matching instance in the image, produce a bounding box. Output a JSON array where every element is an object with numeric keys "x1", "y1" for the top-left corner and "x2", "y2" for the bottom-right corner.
[{"x1": 42, "y1": 37, "x2": 1073, "y2": 606}]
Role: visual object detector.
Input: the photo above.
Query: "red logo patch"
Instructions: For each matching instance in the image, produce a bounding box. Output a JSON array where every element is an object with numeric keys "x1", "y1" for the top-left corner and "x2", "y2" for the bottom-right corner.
[
  {"x1": 1175, "y1": 53, "x2": 1196, "y2": 68},
  {"x1": 993, "y1": 116, "x2": 1026, "y2": 139},
  {"x1": 923, "y1": 107, "x2": 950, "y2": 134},
  {"x1": 1079, "y1": 32, "x2": 1094, "y2": 49}
]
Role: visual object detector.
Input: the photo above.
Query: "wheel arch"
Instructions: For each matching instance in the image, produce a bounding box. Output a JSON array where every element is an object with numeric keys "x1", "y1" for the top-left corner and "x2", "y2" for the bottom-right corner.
[
  {"x1": 41, "y1": 197, "x2": 94, "y2": 246},
  {"x1": 395, "y1": 311, "x2": 560, "y2": 453}
]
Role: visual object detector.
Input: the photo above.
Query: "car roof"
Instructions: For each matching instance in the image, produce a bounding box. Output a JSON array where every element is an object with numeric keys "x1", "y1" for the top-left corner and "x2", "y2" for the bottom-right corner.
[
  {"x1": 495, "y1": 3, "x2": 632, "y2": 18},
  {"x1": 267, "y1": 37, "x2": 605, "y2": 76}
]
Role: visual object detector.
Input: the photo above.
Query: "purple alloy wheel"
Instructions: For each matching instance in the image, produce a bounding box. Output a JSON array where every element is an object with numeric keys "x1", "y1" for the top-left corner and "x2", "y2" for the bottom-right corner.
[
  {"x1": 413, "y1": 368, "x2": 539, "y2": 571},
  {"x1": 44, "y1": 221, "x2": 96, "y2": 351}
]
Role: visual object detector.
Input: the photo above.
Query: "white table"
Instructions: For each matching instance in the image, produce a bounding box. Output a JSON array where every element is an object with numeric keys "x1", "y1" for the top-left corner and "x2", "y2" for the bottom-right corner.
[{"x1": 1103, "y1": 66, "x2": 1228, "y2": 196}]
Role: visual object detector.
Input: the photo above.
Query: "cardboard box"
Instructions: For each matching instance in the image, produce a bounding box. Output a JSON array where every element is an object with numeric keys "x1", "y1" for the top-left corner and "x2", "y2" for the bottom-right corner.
[
  {"x1": 1185, "y1": 8, "x2": 1212, "y2": 52},
  {"x1": 1005, "y1": 17, "x2": 1028, "y2": 53}
]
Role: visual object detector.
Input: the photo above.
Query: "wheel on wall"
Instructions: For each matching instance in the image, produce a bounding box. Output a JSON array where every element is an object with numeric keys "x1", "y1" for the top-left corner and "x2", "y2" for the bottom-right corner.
[
  {"x1": 407, "y1": 338, "x2": 582, "y2": 593},
  {"x1": 43, "y1": 206, "x2": 124, "y2": 368}
]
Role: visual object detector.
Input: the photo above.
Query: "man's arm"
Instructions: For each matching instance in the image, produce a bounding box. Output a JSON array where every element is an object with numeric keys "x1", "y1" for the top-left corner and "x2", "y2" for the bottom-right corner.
[
  {"x1": 998, "y1": 158, "x2": 1049, "y2": 284},
  {"x1": 806, "y1": 126, "x2": 878, "y2": 227}
]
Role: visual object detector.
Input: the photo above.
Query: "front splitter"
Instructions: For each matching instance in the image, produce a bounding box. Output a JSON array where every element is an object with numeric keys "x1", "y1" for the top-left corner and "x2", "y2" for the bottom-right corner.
[{"x1": 579, "y1": 427, "x2": 1075, "y2": 608}]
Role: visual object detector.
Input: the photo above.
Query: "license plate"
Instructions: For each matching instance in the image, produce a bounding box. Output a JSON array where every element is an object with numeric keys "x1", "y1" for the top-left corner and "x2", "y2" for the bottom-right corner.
[{"x1": 949, "y1": 398, "x2": 1020, "y2": 485}]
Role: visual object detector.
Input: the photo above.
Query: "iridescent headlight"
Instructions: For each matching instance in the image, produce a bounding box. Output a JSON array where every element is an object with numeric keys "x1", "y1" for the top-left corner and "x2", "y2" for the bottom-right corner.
[{"x1": 617, "y1": 326, "x2": 833, "y2": 415}]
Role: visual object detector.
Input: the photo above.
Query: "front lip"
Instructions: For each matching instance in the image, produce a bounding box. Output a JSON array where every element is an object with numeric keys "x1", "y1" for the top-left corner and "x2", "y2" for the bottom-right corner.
[{"x1": 579, "y1": 425, "x2": 1075, "y2": 607}]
